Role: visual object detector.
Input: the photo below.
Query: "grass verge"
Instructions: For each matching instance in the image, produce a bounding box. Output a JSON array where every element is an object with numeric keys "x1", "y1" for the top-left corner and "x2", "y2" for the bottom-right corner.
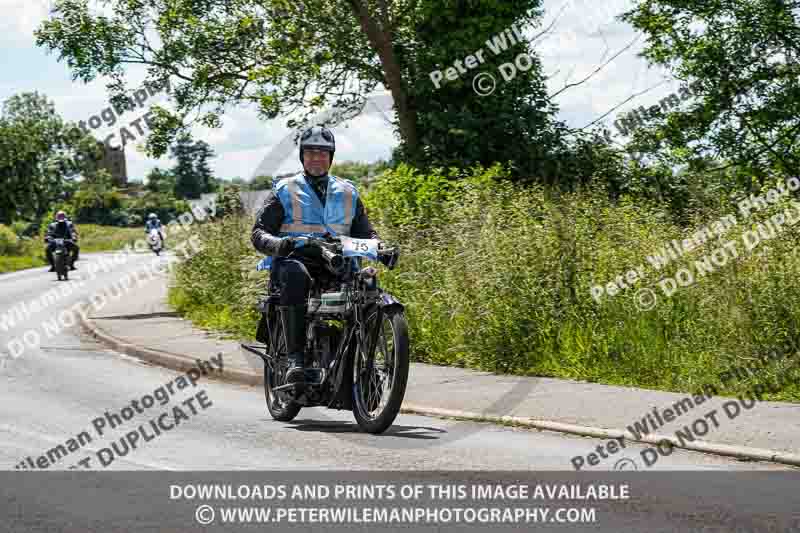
[
  {"x1": 0, "y1": 224, "x2": 148, "y2": 274},
  {"x1": 167, "y1": 167, "x2": 800, "y2": 403}
]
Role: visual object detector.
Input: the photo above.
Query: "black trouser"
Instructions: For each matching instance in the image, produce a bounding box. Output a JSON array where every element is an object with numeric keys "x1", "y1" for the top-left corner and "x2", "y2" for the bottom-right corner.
[
  {"x1": 274, "y1": 259, "x2": 314, "y2": 306},
  {"x1": 270, "y1": 257, "x2": 332, "y2": 369},
  {"x1": 45, "y1": 242, "x2": 79, "y2": 266}
]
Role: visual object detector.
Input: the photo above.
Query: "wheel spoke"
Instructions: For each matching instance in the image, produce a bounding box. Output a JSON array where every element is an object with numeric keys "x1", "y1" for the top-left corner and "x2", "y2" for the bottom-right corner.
[{"x1": 354, "y1": 311, "x2": 401, "y2": 418}]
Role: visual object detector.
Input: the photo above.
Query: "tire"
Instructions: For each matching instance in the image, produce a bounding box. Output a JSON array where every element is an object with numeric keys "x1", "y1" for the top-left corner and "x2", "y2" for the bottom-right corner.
[
  {"x1": 352, "y1": 309, "x2": 410, "y2": 434},
  {"x1": 54, "y1": 254, "x2": 65, "y2": 281},
  {"x1": 263, "y1": 311, "x2": 302, "y2": 422}
]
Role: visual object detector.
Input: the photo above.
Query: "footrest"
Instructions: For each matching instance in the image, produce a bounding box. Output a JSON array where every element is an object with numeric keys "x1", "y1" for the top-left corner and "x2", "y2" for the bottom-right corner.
[
  {"x1": 272, "y1": 382, "x2": 303, "y2": 393},
  {"x1": 241, "y1": 344, "x2": 271, "y2": 364}
]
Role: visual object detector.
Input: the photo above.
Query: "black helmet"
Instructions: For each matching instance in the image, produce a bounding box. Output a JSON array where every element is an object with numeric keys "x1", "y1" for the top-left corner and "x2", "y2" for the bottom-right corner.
[{"x1": 299, "y1": 125, "x2": 335, "y2": 164}]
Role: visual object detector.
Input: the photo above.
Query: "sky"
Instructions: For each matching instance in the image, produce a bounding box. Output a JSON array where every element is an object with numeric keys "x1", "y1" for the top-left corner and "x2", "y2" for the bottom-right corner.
[{"x1": 0, "y1": 0, "x2": 680, "y2": 183}]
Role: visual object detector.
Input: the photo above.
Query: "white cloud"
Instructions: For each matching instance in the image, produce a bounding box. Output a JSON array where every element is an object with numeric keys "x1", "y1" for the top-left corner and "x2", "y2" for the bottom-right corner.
[
  {"x1": 0, "y1": 0, "x2": 50, "y2": 44},
  {"x1": 537, "y1": 0, "x2": 676, "y2": 134},
  {"x1": 0, "y1": 0, "x2": 680, "y2": 181}
]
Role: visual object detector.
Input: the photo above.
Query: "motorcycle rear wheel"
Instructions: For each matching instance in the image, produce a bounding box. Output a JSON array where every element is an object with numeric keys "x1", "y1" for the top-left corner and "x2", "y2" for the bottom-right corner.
[{"x1": 263, "y1": 312, "x2": 302, "y2": 422}]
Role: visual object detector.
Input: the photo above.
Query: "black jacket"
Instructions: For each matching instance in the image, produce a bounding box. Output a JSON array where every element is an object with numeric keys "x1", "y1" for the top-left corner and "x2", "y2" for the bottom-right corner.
[
  {"x1": 45, "y1": 221, "x2": 78, "y2": 242},
  {"x1": 251, "y1": 174, "x2": 379, "y2": 256}
]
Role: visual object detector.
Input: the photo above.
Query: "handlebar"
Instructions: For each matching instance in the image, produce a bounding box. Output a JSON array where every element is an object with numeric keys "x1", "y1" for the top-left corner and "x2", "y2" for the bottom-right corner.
[{"x1": 290, "y1": 235, "x2": 400, "y2": 272}]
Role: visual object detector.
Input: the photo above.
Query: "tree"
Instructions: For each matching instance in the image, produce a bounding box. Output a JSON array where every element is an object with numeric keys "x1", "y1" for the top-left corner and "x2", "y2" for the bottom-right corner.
[
  {"x1": 70, "y1": 169, "x2": 127, "y2": 225},
  {"x1": 228, "y1": 177, "x2": 249, "y2": 188},
  {"x1": 0, "y1": 91, "x2": 97, "y2": 224},
  {"x1": 216, "y1": 184, "x2": 245, "y2": 219},
  {"x1": 194, "y1": 140, "x2": 217, "y2": 192},
  {"x1": 34, "y1": 0, "x2": 566, "y2": 176},
  {"x1": 331, "y1": 159, "x2": 391, "y2": 189},
  {"x1": 170, "y1": 133, "x2": 217, "y2": 199},
  {"x1": 249, "y1": 175, "x2": 274, "y2": 191},
  {"x1": 620, "y1": 0, "x2": 800, "y2": 185},
  {"x1": 145, "y1": 167, "x2": 175, "y2": 194},
  {"x1": 400, "y1": 0, "x2": 572, "y2": 178}
]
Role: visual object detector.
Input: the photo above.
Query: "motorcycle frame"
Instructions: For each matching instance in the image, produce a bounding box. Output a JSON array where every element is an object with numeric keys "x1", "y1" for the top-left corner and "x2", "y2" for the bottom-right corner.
[
  {"x1": 52, "y1": 239, "x2": 74, "y2": 269},
  {"x1": 242, "y1": 253, "x2": 404, "y2": 410}
]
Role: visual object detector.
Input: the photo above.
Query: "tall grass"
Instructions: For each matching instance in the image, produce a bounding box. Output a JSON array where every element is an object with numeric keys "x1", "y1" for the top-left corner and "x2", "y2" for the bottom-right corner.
[
  {"x1": 168, "y1": 215, "x2": 264, "y2": 339},
  {"x1": 168, "y1": 166, "x2": 800, "y2": 401},
  {"x1": 73, "y1": 224, "x2": 147, "y2": 253},
  {"x1": 0, "y1": 223, "x2": 148, "y2": 274}
]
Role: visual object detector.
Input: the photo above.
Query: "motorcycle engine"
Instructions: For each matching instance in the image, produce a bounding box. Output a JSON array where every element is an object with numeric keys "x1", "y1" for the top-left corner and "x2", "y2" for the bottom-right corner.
[{"x1": 307, "y1": 320, "x2": 340, "y2": 370}]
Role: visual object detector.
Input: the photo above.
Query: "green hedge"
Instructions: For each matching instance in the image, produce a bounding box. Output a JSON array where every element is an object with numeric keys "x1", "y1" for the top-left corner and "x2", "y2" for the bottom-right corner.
[{"x1": 168, "y1": 165, "x2": 800, "y2": 402}]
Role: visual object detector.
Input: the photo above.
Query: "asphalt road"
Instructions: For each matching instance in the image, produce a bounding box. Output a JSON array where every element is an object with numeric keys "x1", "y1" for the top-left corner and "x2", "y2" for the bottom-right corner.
[
  {"x1": 0, "y1": 253, "x2": 797, "y2": 532},
  {"x1": 0, "y1": 253, "x2": 795, "y2": 471}
]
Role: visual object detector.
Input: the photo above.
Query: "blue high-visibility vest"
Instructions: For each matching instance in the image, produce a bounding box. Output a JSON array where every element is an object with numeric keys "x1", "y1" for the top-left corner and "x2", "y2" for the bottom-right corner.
[{"x1": 256, "y1": 174, "x2": 359, "y2": 271}]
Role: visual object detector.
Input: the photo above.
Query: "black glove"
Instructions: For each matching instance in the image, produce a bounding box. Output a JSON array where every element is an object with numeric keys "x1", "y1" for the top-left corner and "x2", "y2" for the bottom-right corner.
[
  {"x1": 379, "y1": 246, "x2": 399, "y2": 269},
  {"x1": 277, "y1": 237, "x2": 297, "y2": 257}
]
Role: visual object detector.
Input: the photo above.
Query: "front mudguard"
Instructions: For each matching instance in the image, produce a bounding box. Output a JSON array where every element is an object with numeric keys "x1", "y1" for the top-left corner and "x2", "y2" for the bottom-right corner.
[
  {"x1": 378, "y1": 291, "x2": 405, "y2": 314},
  {"x1": 329, "y1": 333, "x2": 355, "y2": 411}
]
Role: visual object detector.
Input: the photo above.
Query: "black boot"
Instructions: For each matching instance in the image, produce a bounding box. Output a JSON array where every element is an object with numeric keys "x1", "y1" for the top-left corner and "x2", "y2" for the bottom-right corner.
[{"x1": 280, "y1": 305, "x2": 307, "y2": 385}]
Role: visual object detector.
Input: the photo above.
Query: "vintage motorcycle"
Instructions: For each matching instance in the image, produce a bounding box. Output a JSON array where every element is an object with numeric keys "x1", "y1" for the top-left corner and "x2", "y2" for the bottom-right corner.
[
  {"x1": 52, "y1": 238, "x2": 74, "y2": 281},
  {"x1": 147, "y1": 228, "x2": 163, "y2": 256},
  {"x1": 242, "y1": 235, "x2": 409, "y2": 434}
]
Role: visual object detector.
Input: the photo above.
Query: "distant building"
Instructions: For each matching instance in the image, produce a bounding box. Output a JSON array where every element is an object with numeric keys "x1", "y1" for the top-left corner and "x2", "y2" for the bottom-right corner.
[{"x1": 96, "y1": 142, "x2": 127, "y2": 187}]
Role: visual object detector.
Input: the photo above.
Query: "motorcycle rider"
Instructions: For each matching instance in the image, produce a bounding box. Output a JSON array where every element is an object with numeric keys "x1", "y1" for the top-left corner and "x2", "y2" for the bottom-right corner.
[
  {"x1": 45, "y1": 211, "x2": 79, "y2": 271},
  {"x1": 145, "y1": 213, "x2": 165, "y2": 246},
  {"x1": 251, "y1": 125, "x2": 381, "y2": 386}
]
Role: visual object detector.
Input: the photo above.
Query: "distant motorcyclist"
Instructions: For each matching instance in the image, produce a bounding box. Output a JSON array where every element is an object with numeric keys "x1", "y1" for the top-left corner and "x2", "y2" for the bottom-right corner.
[
  {"x1": 45, "y1": 211, "x2": 79, "y2": 271},
  {"x1": 251, "y1": 125, "x2": 382, "y2": 386},
  {"x1": 145, "y1": 213, "x2": 165, "y2": 245}
]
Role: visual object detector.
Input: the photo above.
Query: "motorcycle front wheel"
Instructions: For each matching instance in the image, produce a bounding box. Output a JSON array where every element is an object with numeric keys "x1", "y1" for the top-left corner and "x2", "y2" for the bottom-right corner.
[
  {"x1": 54, "y1": 253, "x2": 66, "y2": 281},
  {"x1": 352, "y1": 307, "x2": 410, "y2": 434}
]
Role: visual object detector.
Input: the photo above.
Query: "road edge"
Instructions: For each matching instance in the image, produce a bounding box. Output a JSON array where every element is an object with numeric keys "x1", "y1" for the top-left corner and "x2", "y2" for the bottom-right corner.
[
  {"x1": 78, "y1": 311, "x2": 262, "y2": 387},
  {"x1": 79, "y1": 313, "x2": 800, "y2": 469}
]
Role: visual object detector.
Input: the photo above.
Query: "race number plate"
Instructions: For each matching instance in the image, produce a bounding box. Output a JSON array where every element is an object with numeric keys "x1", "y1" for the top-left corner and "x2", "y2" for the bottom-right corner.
[{"x1": 341, "y1": 237, "x2": 379, "y2": 261}]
